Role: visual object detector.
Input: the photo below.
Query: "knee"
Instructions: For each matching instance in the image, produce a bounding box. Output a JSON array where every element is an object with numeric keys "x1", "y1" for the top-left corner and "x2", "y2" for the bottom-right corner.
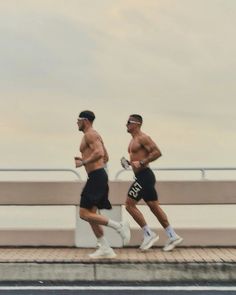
[
  {"x1": 79, "y1": 208, "x2": 90, "y2": 221},
  {"x1": 125, "y1": 200, "x2": 135, "y2": 213},
  {"x1": 125, "y1": 203, "x2": 130, "y2": 212}
]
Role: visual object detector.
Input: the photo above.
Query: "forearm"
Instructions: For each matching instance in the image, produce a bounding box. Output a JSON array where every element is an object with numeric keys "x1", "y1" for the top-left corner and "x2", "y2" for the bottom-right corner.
[{"x1": 142, "y1": 150, "x2": 162, "y2": 165}]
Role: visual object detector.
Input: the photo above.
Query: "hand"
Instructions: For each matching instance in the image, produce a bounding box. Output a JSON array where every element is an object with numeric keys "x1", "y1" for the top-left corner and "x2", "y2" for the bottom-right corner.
[
  {"x1": 74, "y1": 157, "x2": 83, "y2": 168},
  {"x1": 131, "y1": 161, "x2": 142, "y2": 169}
]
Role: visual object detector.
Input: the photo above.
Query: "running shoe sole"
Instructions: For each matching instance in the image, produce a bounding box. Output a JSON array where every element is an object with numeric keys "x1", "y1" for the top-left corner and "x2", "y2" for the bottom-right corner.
[
  {"x1": 89, "y1": 253, "x2": 117, "y2": 259},
  {"x1": 163, "y1": 237, "x2": 183, "y2": 252},
  {"x1": 140, "y1": 235, "x2": 159, "y2": 251}
]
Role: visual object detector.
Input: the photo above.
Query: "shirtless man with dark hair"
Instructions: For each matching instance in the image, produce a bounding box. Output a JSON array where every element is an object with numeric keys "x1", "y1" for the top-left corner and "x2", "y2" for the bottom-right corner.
[
  {"x1": 75, "y1": 110, "x2": 130, "y2": 258},
  {"x1": 122, "y1": 114, "x2": 183, "y2": 251}
]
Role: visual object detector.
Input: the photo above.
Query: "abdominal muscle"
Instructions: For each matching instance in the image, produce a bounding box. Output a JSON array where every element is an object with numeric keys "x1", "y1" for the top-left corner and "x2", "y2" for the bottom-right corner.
[{"x1": 84, "y1": 160, "x2": 105, "y2": 174}]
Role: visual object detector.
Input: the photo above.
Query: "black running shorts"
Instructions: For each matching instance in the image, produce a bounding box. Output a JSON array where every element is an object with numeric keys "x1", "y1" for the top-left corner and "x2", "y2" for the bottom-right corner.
[
  {"x1": 80, "y1": 168, "x2": 112, "y2": 210},
  {"x1": 128, "y1": 168, "x2": 158, "y2": 202}
]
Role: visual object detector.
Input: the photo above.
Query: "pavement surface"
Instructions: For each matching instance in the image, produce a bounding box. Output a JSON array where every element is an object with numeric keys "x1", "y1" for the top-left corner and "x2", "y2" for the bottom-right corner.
[{"x1": 0, "y1": 247, "x2": 235, "y2": 282}]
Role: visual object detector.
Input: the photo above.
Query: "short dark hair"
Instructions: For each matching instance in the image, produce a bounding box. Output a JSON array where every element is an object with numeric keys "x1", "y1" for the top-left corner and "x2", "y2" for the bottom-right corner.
[
  {"x1": 130, "y1": 114, "x2": 143, "y2": 124},
  {"x1": 78, "y1": 110, "x2": 95, "y2": 122}
]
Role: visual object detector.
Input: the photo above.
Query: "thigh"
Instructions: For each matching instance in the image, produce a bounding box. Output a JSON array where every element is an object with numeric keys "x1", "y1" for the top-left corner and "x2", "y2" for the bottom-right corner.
[
  {"x1": 127, "y1": 179, "x2": 143, "y2": 202},
  {"x1": 139, "y1": 170, "x2": 158, "y2": 202},
  {"x1": 126, "y1": 195, "x2": 139, "y2": 207},
  {"x1": 146, "y1": 200, "x2": 160, "y2": 210},
  {"x1": 128, "y1": 177, "x2": 158, "y2": 202},
  {"x1": 80, "y1": 206, "x2": 97, "y2": 214},
  {"x1": 142, "y1": 186, "x2": 158, "y2": 202},
  {"x1": 80, "y1": 170, "x2": 111, "y2": 210}
]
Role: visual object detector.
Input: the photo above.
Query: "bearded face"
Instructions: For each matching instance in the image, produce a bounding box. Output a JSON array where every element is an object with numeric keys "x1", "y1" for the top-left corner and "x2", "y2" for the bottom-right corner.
[
  {"x1": 77, "y1": 119, "x2": 86, "y2": 131},
  {"x1": 126, "y1": 117, "x2": 141, "y2": 133}
]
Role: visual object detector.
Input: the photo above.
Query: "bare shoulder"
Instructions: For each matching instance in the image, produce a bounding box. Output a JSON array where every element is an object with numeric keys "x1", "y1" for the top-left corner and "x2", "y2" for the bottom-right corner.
[
  {"x1": 85, "y1": 129, "x2": 103, "y2": 144},
  {"x1": 138, "y1": 132, "x2": 153, "y2": 144},
  {"x1": 139, "y1": 132, "x2": 159, "y2": 152},
  {"x1": 84, "y1": 129, "x2": 96, "y2": 143}
]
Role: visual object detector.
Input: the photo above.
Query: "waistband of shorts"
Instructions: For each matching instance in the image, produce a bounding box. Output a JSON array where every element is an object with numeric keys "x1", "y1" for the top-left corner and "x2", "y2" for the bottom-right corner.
[
  {"x1": 134, "y1": 167, "x2": 151, "y2": 177},
  {"x1": 88, "y1": 167, "x2": 106, "y2": 177}
]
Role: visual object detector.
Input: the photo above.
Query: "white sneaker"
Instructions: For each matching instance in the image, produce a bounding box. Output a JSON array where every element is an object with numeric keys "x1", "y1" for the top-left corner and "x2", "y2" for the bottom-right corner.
[
  {"x1": 140, "y1": 232, "x2": 159, "y2": 251},
  {"x1": 95, "y1": 241, "x2": 101, "y2": 248},
  {"x1": 163, "y1": 235, "x2": 183, "y2": 252},
  {"x1": 117, "y1": 221, "x2": 131, "y2": 246},
  {"x1": 89, "y1": 246, "x2": 117, "y2": 259}
]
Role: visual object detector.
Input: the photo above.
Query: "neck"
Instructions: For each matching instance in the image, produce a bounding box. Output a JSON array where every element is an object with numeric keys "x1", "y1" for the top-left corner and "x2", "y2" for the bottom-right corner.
[
  {"x1": 83, "y1": 125, "x2": 93, "y2": 133},
  {"x1": 131, "y1": 129, "x2": 141, "y2": 138}
]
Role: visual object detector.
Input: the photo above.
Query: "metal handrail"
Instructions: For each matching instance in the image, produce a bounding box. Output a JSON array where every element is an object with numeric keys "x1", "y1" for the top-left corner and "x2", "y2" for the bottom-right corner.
[
  {"x1": 115, "y1": 167, "x2": 236, "y2": 180},
  {"x1": 0, "y1": 168, "x2": 81, "y2": 180},
  {"x1": 1, "y1": 167, "x2": 236, "y2": 181}
]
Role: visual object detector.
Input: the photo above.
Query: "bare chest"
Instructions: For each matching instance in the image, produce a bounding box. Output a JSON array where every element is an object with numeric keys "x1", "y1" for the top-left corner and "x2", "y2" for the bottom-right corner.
[
  {"x1": 128, "y1": 140, "x2": 142, "y2": 154},
  {"x1": 80, "y1": 137, "x2": 89, "y2": 153}
]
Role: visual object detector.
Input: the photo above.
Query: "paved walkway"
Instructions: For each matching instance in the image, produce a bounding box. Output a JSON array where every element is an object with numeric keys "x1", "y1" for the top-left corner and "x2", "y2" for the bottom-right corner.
[
  {"x1": 0, "y1": 247, "x2": 235, "y2": 263},
  {"x1": 0, "y1": 247, "x2": 235, "y2": 282}
]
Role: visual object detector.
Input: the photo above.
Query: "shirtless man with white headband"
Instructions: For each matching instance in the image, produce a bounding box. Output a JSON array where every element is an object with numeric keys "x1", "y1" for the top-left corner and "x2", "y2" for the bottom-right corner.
[{"x1": 122, "y1": 114, "x2": 183, "y2": 251}]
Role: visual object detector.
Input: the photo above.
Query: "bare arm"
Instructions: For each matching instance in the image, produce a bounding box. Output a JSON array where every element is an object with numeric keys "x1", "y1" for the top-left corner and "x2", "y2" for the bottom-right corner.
[
  {"x1": 129, "y1": 135, "x2": 162, "y2": 170},
  {"x1": 103, "y1": 144, "x2": 109, "y2": 164},
  {"x1": 82, "y1": 133, "x2": 104, "y2": 165},
  {"x1": 140, "y1": 135, "x2": 162, "y2": 165}
]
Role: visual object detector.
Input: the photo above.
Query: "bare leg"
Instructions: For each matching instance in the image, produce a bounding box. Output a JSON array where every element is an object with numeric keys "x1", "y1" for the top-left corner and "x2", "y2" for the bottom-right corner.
[
  {"x1": 145, "y1": 201, "x2": 183, "y2": 251},
  {"x1": 146, "y1": 200, "x2": 169, "y2": 229},
  {"x1": 80, "y1": 206, "x2": 130, "y2": 246},
  {"x1": 125, "y1": 197, "x2": 147, "y2": 228},
  {"x1": 89, "y1": 222, "x2": 104, "y2": 238},
  {"x1": 80, "y1": 207, "x2": 109, "y2": 225},
  {"x1": 126, "y1": 197, "x2": 160, "y2": 251},
  {"x1": 80, "y1": 208, "x2": 116, "y2": 258},
  {"x1": 79, "y1": 207, "x2": 104, "y2": 238}
]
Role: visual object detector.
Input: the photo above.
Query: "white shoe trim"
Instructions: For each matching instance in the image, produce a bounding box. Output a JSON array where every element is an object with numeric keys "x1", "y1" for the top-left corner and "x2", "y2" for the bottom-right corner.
[
  {"x1": 140, "y1": 234, "x2": 159, "y2": 251},
  {"x1": 118, "y1": 221, "x2": 131, "y2": 246},
  {"x1": 163, "y1": 236, "x2": 183, "y2": 252},
  {"x1": 88, "y1": 247, "x2": 117, "y2": 259}
]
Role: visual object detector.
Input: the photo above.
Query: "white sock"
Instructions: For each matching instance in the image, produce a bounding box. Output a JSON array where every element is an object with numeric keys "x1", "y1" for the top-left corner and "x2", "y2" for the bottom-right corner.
[
  {"x1": 97, "y1": 236, "x2": 110, "y2": 248},
  {"x1": 165, "y1": 225, "x2": 177, "y2": 239},
  {"x1": 142, "y1": 225, "x2": 152, "y2": 237},
  {"x1": 107, "y1": 219, "x2": 121, "y2": 230}
]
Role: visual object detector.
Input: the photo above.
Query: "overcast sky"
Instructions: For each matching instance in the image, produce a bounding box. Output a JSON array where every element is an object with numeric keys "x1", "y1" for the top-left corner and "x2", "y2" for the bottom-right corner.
[{"x1": 1, "y1": 0, "x2": 236, "y2": 180}]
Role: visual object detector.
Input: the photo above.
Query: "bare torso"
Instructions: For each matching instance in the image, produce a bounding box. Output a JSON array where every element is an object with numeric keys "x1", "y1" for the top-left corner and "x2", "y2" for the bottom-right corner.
[
  {"x1": 128, "y1": 131, "x2": 161, "y2": 174},
  {"x1": 80, "y1": 129, "x2": 108, "y2": 173}
]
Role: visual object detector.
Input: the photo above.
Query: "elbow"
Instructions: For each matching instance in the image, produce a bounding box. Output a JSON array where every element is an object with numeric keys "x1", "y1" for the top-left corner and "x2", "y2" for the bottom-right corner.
[
  {"x1": 104, "y1": 155, "x2": 109, "y2": 163},
  {"x1": 155, "y1": 151, "x2": 162, "y2": 160}
]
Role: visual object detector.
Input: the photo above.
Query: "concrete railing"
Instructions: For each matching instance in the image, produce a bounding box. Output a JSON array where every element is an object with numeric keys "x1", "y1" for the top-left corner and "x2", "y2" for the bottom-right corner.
[
  {"x1": 0, "y1": 180, "x2": 235, "y2": 247},
  {"x1": 115, "y1": 167, "x2": 236, "y2": 180}
]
